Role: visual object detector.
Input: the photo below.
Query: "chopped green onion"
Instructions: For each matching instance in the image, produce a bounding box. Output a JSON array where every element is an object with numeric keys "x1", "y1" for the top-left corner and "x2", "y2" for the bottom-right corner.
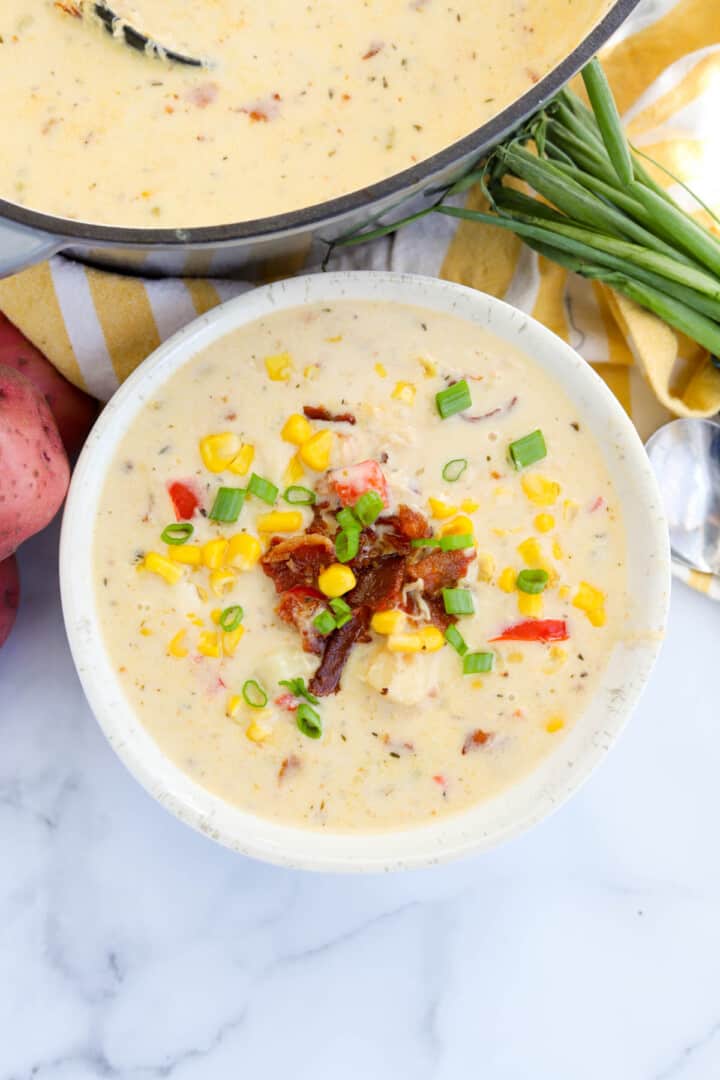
[
  {"x1": 335, "y1": 529, "x2": 360, "y2": 563},
  {"x1": 439, "y1": 534, "x2": 475, "y2": 551},
  {"x1": 442, "y1": 458, "x2": 468, "y2": 482},
  {"x1": 508, "y1": 430, "x2": 547, "y2": 470},
  {"x1": 313, "y1": 610, "x2": 337, "y2": 636},
  {"x1": 209, "y1": 486, "x2": 245, "y2": 523},
  {"x1": 219, "y1": 605, "x2": 244, "y2": 632},
  {"x1": 336, "y1": 507, "x2": 361, "y2": 532},
  {"x1": 242, "y1": 679, "x2": 268, "y2": 709},
  {"x1": 329, "y1": 598, "x2": 352, "y2": 628},
  {"x1": 463, "y1": 652, "x2": 494, "y2": 675},
  {"x1": 354, "y1": 490, "x2": 384, "y2": 526},
  {"x1": 436, "y1": 379, "x2": 472, "y2": 419},
  {"x1": 296, "y1": 703, "x2": 322, "y2": 739},
  {"x1": 442, "y1": 588, "x2": 475, "y2": 616},
  {"x1": 283, "y1": 485, "x2": 316, "y2": 506},
  {"x1": 278, "y1": 677, "x2": 319, "y2": 705},
  {"x1": 516, "y1": 569, "x2": 550, "y2": 595},
  {"x1": 248, "y1": 473, "x2": 279, "y2": 505},
  {"x1": 411, "y1": 537, "x2": 442, "y2": 548},
  {"x1": 161, "y1": 522, "x2": 194, "y2": 545},
  {"x1": 444, "y1": 624, "x2": 468, "y2": 656}
]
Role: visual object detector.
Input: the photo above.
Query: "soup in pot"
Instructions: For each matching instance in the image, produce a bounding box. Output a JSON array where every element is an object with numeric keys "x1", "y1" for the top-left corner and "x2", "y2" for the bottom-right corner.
[{"x1": 1, "y1": 0, "x2": 611, "y2": 226}]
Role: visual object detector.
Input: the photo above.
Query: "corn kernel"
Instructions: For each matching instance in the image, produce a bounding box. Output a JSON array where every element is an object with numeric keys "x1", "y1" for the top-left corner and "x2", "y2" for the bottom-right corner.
[
  {"x1": 508, "y1": 651, "x2": 524, "y2": 663},
  {"x1": 387, "y1": 632, "x2": 423, "y2": 653},
  {"x1": 304, "y1": 364, "x2": 320, "y2": 380},
  {"x1": 534, "y1": 513, "x2": 555, "y2": 534},
  {"x1": 144, "y1": 551, "x2": 184, "y2": 585},
  {"x1": 572, "y1": 581, "x2": 606, "y2": 627},
  {"x1": 318, "y1": 563, "x2": 357, "y2": 598},
  {"x1": 550, "y1": 645, "x2": 567, "y2": 661},
  {"x1": 546, "y1": 715, "x2": 565, "y2": 734},
  {"x1": 559, "y1": 585, "x2": 570, "y2": 600},
  {"x1": 196, "y1": 585, "x2": 209, "y2": 603},
  {"x1": 371, "y1": 609, "x2": 406, "y2": 634},
  {"x1": 139, "y1": 625, "x2": 153, "y2": 637},
  {"x1": 498, "y1": 567, "x2": 517, "y2": 593},
  {"x1": 222, "y1": 626, "x2": 245, "y2": 656},
  {"x1": 521, "y1": 474, "x2": 561, "y2": 506},
  {"x1": 284, "y1": 454, "x2": 305, "y2": 483},
  {"x1": 300, "y1": 429, "x2": 333, "y2": 471},
  {"x1": 439, "y1": 515, "x2": 474, "y2": 538},
  {"x1": 543, "y1": 645, "x2": 568, "y2": 674},
  {"x1": 246, "y1": 719, "x2": 273, "y2": 743},
  {"x1": 210, "y1": 609, "x2": 222, "y2": 624},
  {"x1": 460, "y1": 499, "x2": 480, "y2": 514},
  {"x1": 199, "y1": 432, "x2": 241, "y2": 473},
  {"x1": 202, "y1": 538, "x2": 229, "y2": 569},
  {"x1": 257, "y1": 511, "x2": 303, "y2": 533},
  {"x1": 392, "y1": 381, "x2": 416, "y2": 405},
  {"x1": 552, "y1": 538, "x2": 564, "y2": 560},
  {"x1": 264, "y1": 352, "x2": 292, "y2": 381},
  {"x1": 517, "y1": 537, "x2": 543, "y2": 565},
  {"x1": 209, "y1": 568, "x2": 236, "y2": 597},
  {"x1": 167, "y1": 543, "x2": 202, "y2": 566},
  {"x1": 326, "y1": 335, "x2": 342, "y2": 343},
  {"x1": 471, "y1": 679, "x2": 484, "y2": 690},
  {"x1": 198, "y1": 631, "x2": 221, "y2": 658},
  {"x1": 227, "y1": 532, "x2": 262, "y2": 570},
  {"x1": 563, "y1": 499, "x2": 579, "y2": 522},
  {"x1": 476, "y1": 552, "x2": 495, "y2": 583},
  {"x1": 419, "y1": 626, "x2": 445, "y2": 652},
  {"x1": 226, "y1": 693, "x2": 242, "y2": 718},
  {"x1": 518, "y1": 591, "x2": 544, "y2": 617},
  {"x1": 282, "y1": 413, "x2": 314, "y2": 446},
  {"x1": 167, "y1": 629, "x2": 188, "y2": 658},
  {"x1": 228, "y1": 443, "x2": 255, "y2": 476},
  {"x1": 428, "y1": 497, "x2": 457, "y2": 520},
  {"x1": 418, "y1": 356, "x2": 437, "y2": 377},
  {"x1": 374, "y1": 362, "x2": 387, "y2": 378},
  {"x1": 186, "y1": 612, "x2": 205, "y2": 627}
]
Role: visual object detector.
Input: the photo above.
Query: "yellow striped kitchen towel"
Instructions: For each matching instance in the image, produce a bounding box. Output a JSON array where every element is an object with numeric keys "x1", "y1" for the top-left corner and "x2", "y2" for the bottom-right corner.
[{"x1": 0, "y1": 0, "x2": 718, "y2": 598}]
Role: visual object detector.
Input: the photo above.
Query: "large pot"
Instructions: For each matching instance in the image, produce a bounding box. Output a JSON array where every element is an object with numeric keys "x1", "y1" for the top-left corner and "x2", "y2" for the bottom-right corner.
[{"x1": 0, "y1": 0, "x2": 640, "y2": 280}]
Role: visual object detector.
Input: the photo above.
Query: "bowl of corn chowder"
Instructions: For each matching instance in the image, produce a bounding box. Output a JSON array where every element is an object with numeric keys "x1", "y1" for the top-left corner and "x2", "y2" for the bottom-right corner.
[{"x1": 61, "y1": 272, "x2": 669, "y2": 870}]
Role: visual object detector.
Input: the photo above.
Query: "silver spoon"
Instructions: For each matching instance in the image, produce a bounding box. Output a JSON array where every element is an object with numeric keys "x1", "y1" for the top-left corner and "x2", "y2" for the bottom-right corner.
[
  {"x1": 83, "y1": 2, "x2": 206, "y2": 68},
  {"x1": 645, "y1": 418, "x2": 720, "y2": 575}
]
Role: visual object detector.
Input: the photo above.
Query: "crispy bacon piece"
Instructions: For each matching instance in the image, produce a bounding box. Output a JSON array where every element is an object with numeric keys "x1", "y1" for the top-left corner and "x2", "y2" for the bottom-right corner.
[
  {"x1": 260, "y1": 534, "x2": 334, "y2": 593},
  {"x1": 406, "y1": 548, "x2": 475, "y2": 595},
  {"x1": 303, "y1": 405, "x2": 357, "y2": 425},
  {"x1": 423, "y1": 594, "x2": 456, "y2": 632},
  {"x1": 347, "y1": 555, "x2": 405, "y2": 612},
  {"x1": 276, "y1": 588, "x2": 328, "y2": 655},
  {"x1": 462, "y1": 730, "x2": 492, "y2": 754},
  {"x1": 379, "y1": 504, "x2": 432, "y2": 544},
  {"x1": 459, "y1": 396, "x2": 518, "y2": 423},
  {"x1": 308, "y1": 501, "x2": 336, "y2": 538},
  {"x1": 309, "y1": 607, "x2": 371, "y2": 697}
]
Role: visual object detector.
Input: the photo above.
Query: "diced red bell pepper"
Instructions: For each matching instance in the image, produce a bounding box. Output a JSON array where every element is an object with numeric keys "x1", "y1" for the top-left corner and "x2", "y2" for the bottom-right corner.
[
  {"x1": 328, "y1": 460, "x2": 389, "y2": 508},
  {"x1": 489, "y1": 619, "x2": 569, "y2": 643},
  {"x1": 168, "y1": 480, "x2": 200, "y2": 521}
]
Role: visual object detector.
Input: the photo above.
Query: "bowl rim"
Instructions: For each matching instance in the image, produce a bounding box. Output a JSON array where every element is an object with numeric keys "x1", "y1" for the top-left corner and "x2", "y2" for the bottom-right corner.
[
  {"x1": 1, "y1": 0, "x2": 641, "y2": 246},
  {"x1": 60, "y1": 271, "x2": 670, "y2": 871}
]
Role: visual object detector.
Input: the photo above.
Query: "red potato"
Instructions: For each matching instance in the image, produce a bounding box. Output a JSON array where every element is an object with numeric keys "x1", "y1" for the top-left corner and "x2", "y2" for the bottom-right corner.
[
  {"x1": 0, "y1": 555, "x2": 19, "y2": 647},
  {"x1": 0, "y1": 365, "x2": 70, "y2": 562},
  {"x1": 0, "y1": 313, "x2": 97, "y2": 456}
]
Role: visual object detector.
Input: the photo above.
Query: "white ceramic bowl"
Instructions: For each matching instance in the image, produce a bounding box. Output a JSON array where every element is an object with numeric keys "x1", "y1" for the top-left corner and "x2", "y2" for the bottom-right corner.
[{"x1": 60, "y1": 272, "x2": 670, "y2": 872}]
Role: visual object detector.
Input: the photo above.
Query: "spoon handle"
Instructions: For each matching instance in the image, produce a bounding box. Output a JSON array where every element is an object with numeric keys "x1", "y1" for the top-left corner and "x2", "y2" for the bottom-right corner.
[{"x1": 91, "y1": 2, "x2": 206, "y2": 68}]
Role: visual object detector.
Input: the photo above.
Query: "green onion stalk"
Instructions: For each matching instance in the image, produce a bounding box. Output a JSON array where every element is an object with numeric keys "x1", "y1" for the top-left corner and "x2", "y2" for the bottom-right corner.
[{"x1": 329, "y1": 58, "x2": 720, "y2": 365}]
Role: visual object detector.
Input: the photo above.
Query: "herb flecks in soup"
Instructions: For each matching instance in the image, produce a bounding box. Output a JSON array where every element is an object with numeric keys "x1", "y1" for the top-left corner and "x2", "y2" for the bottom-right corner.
[
  {"x1": 94, "y1": 301, "x2": 627, "y2": 831},
  {"x1": 4, "y1": 0, "x2": 610, "y2": 226}
]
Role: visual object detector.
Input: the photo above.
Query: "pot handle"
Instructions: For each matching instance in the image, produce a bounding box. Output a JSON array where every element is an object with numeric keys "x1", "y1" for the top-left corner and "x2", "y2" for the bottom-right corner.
[{"x1": 0, "y1": 217, "x2": 62, "y2": 278}]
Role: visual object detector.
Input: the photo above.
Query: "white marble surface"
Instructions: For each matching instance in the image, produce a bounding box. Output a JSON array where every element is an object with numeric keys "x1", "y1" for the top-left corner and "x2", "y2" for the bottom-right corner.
[{"x1": 1, "y1": 518, "x2": 718, "y2": 1080}]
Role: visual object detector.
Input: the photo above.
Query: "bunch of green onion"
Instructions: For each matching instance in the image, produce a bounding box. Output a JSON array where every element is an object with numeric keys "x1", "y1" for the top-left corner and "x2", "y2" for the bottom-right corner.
[{"x1": 335, "y1": 58, "x2": 720, "y2": 361}]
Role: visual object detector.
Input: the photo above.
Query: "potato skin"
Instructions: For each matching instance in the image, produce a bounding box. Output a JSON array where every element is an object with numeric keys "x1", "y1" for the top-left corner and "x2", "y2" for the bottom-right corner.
[
  {"x1": 0, "y1": 365, "x2": 70, "y2": 561},
  {"x1": 0, "y1": 554, "x2": 19, "y2": 648},
  {"x1": 0, "y1": 314, "x2": 97, "y2": 456}
]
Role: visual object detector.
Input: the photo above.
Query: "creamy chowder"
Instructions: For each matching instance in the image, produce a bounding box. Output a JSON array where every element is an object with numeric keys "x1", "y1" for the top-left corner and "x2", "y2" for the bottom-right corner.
[
  {"x1": 3, "y1": 0, "x2": 610, "y2": 227},
  {"x1": 94, "y1": 299, "x2": 627, "y2": 832}
]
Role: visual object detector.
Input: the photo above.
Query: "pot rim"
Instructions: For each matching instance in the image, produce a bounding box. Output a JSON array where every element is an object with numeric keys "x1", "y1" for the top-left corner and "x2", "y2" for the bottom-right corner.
[
  {"x1": 60, "y1": 270, "x2": 670, "y2": 871},
  {"x1": 1, "y1": 0, "x2": 640, "y2": 247}
]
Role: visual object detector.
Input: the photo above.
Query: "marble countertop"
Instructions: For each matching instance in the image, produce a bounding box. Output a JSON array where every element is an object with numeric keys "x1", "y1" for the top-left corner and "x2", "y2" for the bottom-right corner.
[{"x1": 3, "y1": 519, "x2": 719, "y2": 1080}]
